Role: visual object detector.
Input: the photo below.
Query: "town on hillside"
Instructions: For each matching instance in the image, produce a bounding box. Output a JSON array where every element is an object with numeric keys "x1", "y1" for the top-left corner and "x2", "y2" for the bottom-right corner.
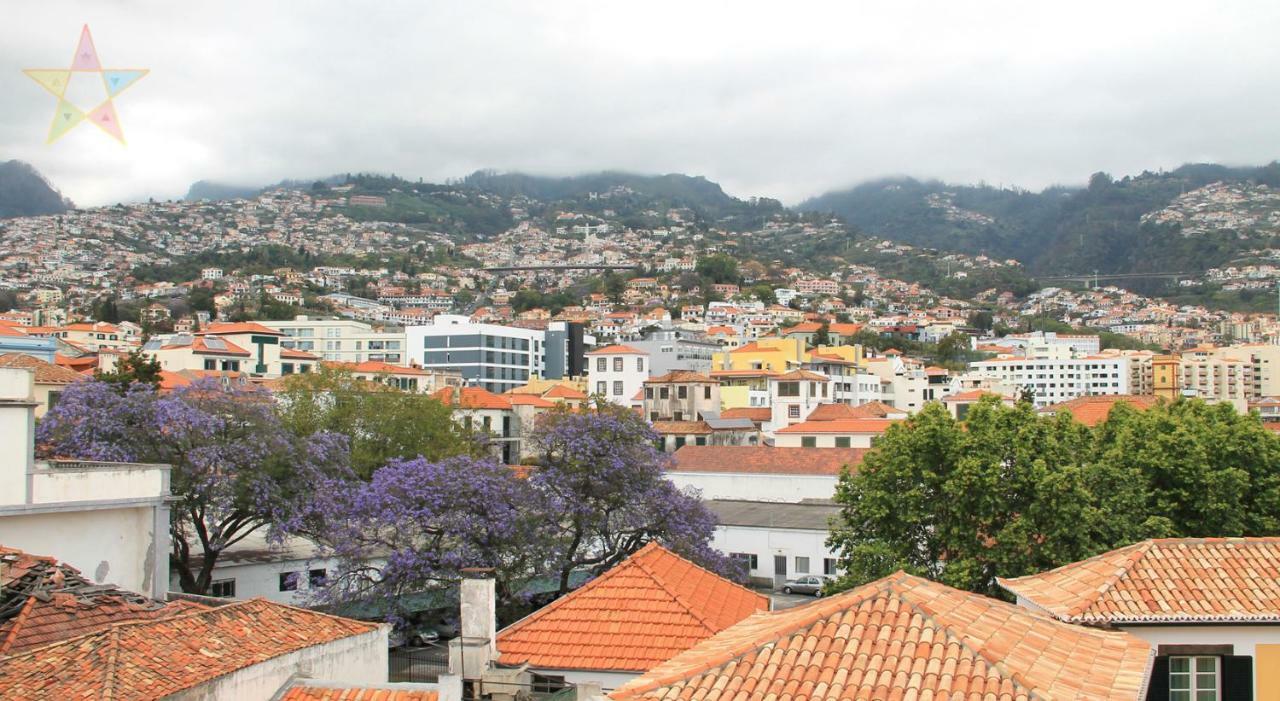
[{"x1": 4, "y1": 4, "x2": 1280, "y2": 699}]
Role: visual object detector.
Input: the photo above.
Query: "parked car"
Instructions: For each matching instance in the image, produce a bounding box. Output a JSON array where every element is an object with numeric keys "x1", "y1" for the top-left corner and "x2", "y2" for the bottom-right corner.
[
  {"x1": 388, "y1": 623, "x2": 441, "y2": 648},
  {"x1": 781, "y1": 575, "x2": 828, "y2": 597}
]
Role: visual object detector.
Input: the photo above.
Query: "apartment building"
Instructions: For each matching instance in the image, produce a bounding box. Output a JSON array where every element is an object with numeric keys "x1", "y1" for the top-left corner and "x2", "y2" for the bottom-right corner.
[
  {"x1": 970, "y1": 355, "x2": 1130, "y2": 407},
  {"x1": 624, "y1": 327, "x2": 720, "y2": 375},
  {"x1": 264, "y1": 316, "x2": 407, "y2": 365},
  {"x1": 406, "y1": 315, "x2": 588, "y2": 394}
]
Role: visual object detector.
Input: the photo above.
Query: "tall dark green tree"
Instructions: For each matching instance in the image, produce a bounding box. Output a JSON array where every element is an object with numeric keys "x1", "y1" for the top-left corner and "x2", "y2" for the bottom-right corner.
[{"x1": 94, "y1": 348, "x2": 163, "y2": 390}]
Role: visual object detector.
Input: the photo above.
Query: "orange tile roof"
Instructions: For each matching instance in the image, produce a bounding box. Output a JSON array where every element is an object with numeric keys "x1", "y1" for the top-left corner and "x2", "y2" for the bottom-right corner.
[
  {"x1": 845, "y1": 401, "x2": 903, "y2": 418},
  {"x1": 709, "y1": 369, "x2": 778, "y2": 379},
  {"x1": 162, "y1": 335, "x2": 252, "y2": 357},
  {"x1": 586, "y1": 344, "x2": 647, "y2": 355},
  {"x1": 280, "y1": 346, "x2": 320, "y2": 360},
  {"x1": 998, "y1": 537, "x2": 1280, "y2": 624},
  {"x1": 652, "y1": 420, "x2": 713, "y2": 435},
  {"x1": 431, "y1": 385, "x2": 512, "y2": 410},
  {"x1": 0, "y1": 547, "x2": 203, "y2": 657},
  {"x1": 644, "y1": 370, "x2": 716, "y2": 384},
  {"x1": 543, "y1": 384, "x2": 588, "y2": 400},
  {"x1": 771, "y1": 369, "x2": 827, "y2": 381},
  {"x1": 1041, "y1": 394, "x2": 1161, "y2": 427},
  {"x1": 775, "y1": 418, "x2": 900, "y2": 435},
  {"x1": 0, "y1": 353, "x2": 85, "y2": 384},
  {"x1": 202, "y1": 321, "x2": 285, "y2": 336},
  {"x1": 671, "y1": 446, "x2": 865, "y2": 476},
  {"x1": 327, "y1": 360, "x2": 432, "y2": 375},
  {"x1": 610, "y1": 571, "x2": 1152, "y2": 701},
  {"x1": 0, "y1": 598, "x2": 379, "y2": 700},
  {"x1": 280, "y1": 685, "x2": 440, "y2": 701},
  {"x1": 803, "y1": 403, "x2": 860, "y2": 421},
  {"x1": 497, "y1": 543, "x2": 768, "y2": 672},
  {"x1": 944, "y1": 389, "x2": 1014, "y2": 403},
  {"x1": 508, "y1": 394, "x2": 557, "y2": 408},
  {"x1": 720, "y1": 407, "x2": 771, "y2": 422}
]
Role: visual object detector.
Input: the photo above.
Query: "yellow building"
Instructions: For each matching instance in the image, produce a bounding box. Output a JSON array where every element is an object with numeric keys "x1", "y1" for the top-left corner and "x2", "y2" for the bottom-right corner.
[
  {"x1": 1152, "y1": 354, "x2": 1180, "y2": 401},
  {"x1": 712, "y1": 337, "x2": 807, "y2": 373}
]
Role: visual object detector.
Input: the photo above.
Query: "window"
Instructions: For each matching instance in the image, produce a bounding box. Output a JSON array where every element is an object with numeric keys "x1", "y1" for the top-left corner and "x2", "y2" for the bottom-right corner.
[
  {"x1": 730, "y1": 552, "x2": 759, "y2": 570},
  {"x1": 660, "y1": 387, "x2": 669, "y2": 399},
  {"x1": 309, "y1": 568, "x2": 327, "y2": 587},
  {"x1": 788, "y1": 405, "x2": 801, "y2": 419},
  {"x1": 834, "y1": 436, "x2": 851, "y2": 448},
  {"x1": 210, "y1": 578, "x2": 236, "y2": 598},
  {"x1": 613, "y1": 381, "x2": 623, "y2": 396},
  {"x1": 650, "y1": 412, "x2": 659, "y2": 422},
  {"x1": 778, "y1": 381, "x2": 800, "y2": 397},
  {"x1": 704, "y1": 386, "x2": 712, "y2": 400},
  {"x1": 795, "y1": 556, "x2": 810, "y2": 574},
  {"x1": 636, "y1": 357, "x2": 644, "y2": 372},
  {"x1": 678, "y1": 386, "x2": 688, "y2": 399},
  {"x1": 695, "y1": 436, "x2": 706, "y2": 445},
  {"x1": 203, "y1": 358, "x2": 216, "y2": 370},
  {"x1": 824, "y1": 558, "x2": 838, "y2": 576},
  {"x1": 282, "y1": 363, "x2": 295, "y2": 375},
  {"x1": 674, "y1": 411, "x2": 684, "y2": 421},
  {"x1": 279, "y1": 572, "x2": 299, "y2": 591},
  {"x1": 595, "y1": 381, "x2": 606, "y2": 395},
  {"x1": 645, "y1": 387, "x2": 654, "y2": 399},
  {"x1": 613, "y1": 357, "x2": 623, "y2": 372},
  {"x1": 801, "y1": 436, "x2": 817, "y2": 448},
  {"x1": 596, "y1": 357, "x2": 606, "y2": 372},
  {"x1": 674, "y1": 436, "x2": 686, "y2": 449},
  {"x1": 1169, "y1": 656, "x2": 1217, "y2": 701}
]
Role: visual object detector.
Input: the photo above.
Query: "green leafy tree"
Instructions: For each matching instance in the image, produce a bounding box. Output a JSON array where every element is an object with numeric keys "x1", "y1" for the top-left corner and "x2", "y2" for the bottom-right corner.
[
  {"x1": 695, "y1": 254, "x2": 739, "y2": 285},
  {"x1": 812, "y1": 323, "x2": 831, "y2": 348},
  {"x1": 967, "y1": 310, "x2": 994, "y2": 332},
  {"x1": 827, "y1": 400, "x2": 1099, "y2": 596},
  {"x1": 934, "y1": 331, "x2": 972, "y2": 364},
  {"x1": 276, "y1": 366, "x2": 477, "y2": 478},
  {"x1": 95, "y1": 348, "x2": 163, "y2": 390},
  {"x1": 828, "y1": 397, "x2": 1280, "y2": 597}
]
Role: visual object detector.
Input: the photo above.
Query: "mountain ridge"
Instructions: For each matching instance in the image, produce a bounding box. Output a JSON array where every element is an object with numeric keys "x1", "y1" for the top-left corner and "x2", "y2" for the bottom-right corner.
[{"x1": 0, "y1": 160, "x2": 73, "y2": 218}]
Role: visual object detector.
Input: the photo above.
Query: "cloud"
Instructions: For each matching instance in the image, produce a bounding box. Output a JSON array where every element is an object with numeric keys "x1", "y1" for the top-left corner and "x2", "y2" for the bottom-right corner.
[{"x1": 3, "y1": 0, "x2": 1279, "y2": 206}]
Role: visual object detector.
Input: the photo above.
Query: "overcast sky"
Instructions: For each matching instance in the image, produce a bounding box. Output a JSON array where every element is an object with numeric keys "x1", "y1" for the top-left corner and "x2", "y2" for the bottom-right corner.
[{"x1": 4, "y1": 1, "x2": 1279, "y2": 207}]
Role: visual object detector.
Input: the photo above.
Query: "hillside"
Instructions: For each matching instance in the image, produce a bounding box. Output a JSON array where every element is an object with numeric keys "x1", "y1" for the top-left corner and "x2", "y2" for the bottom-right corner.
[
  {"x1": 798, "y1": 162, "x2": 1280, "y2": 282},
  {"x1": 0, "y1": 161, "x2": 73, "y2": 218}
]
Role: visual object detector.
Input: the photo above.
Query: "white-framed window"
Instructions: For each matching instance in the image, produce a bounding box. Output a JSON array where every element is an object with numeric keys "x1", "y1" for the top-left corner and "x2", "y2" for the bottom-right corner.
[
  {"x1": 596, "y1": 357, "x2": 607, "y2": 372},
  {"x1": 211, "y1": 578, "x2": 236, "y2": 598},
  {"x1": 596, "y1": 381, "x2": 606, "y2": 395},
  {"x1": 788, "y1": 405, "x2": 801, "y2": 418},
  {"x1": 279, "y1": 572, "x2": 299, "y2": 591},
  {"x1": 795, "y1": 556, "x2": 810, "y2": 574},
  {"x1": 636, "y1": 357, "x2": 644, "y2": 372},
  {"x1": 1169, "y1": 656, "x2": 1217, "y2": 701},
  {"x1": 613, "y1": 381, "x2": 623, "y2": 396}
]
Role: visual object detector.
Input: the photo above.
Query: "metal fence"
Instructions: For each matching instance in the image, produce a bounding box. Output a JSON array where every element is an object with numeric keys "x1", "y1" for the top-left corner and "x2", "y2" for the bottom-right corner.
[{"x1": 389, "y1": 644, "x2": 450, "y2": 682}]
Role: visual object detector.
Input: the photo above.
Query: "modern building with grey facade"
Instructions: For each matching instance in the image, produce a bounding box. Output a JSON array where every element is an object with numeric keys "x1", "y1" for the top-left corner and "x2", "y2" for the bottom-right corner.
[{"x1": 406, "y1": 315, "x2": 588, "y2": 393}]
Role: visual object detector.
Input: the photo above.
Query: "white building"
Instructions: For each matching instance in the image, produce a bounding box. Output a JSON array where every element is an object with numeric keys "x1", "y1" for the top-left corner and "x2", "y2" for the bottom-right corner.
[
  {"x1": 585, "y1": 344, "x2": 649, "y2": 406},
  {"x1": 706, "y1": 499, "x2": 843, "y2": 587},
  {"x1": 0, "y1": 367, "x2": 171, "y2": 598},
  {"x1": 667, "y1": 445, "x2": 864, "y2": 503},
  {"x1": 970, "y1": 355, "x2": 1130, "y2": 407},
  {"x1": 265, "y1": 316, "x2": 408, "y2": 365},
  {"x1": 766, "y1": 369, "x2": 833, "y2": 432},
  {"x1": 1000, "y1": 331, "x2": 1101, "y2": 356},
  {"x1": 168, "y1": 530, "x2": 353, "y2": 606}
]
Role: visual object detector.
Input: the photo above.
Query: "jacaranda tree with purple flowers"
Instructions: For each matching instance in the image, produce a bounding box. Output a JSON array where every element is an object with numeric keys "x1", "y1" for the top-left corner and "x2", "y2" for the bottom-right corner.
[
  {"x1": 297, "y1": 454, "x2": 553, "y2": 621},
  {"x1": 37, "y1": 378, "x2": 352, "y2": 595},
  {"x1": 300, "y1": 400, "x2": 732, "y2": 619},
  {"x1": 527, "y1": 401, "x2": 733, "y2": 594}
]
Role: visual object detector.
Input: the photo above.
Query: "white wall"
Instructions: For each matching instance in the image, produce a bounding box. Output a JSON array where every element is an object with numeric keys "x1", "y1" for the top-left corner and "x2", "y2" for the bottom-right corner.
[
  {"x1": 171, "y1": 555, "x2": 346, "y2": 606},
  {"x1": 1119, "y1": 624, "x2": 1280, "y2": 700},
  {"x1": 27, "y1": 463, "x2": 167, "y2": 504},
  {"x1": 773, "y1": 433, "x2": 876, "y2": 448},
  {"x1": 666, "y1": 472, "x2": 837, "y2": 502},
  {"x1": 164, "y1": 627, "x2": 389, "y2": 701},
  {"x1": 0, "y1": 506, "x2": 162, "y2": 596},
  {"x1": 531, "y1": 669, "x2": 637, "y2": 694},
  {"x1": 712, "y1": 524, "x2": 838, "y2": 584}
]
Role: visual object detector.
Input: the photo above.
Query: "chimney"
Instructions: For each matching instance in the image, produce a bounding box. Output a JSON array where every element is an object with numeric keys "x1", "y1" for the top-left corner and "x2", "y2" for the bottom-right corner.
[
  {"x1": 449, "y1": 567, "x2": 497, "y2": 679},
  {"x1": 0, "y1": 368, "x2": 37, "y2": 506}
]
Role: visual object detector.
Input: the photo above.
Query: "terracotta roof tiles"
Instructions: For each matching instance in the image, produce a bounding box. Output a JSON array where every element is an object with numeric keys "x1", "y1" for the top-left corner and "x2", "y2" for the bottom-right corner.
[
  {"x1": 0, "y1": 598, "x2": 379, "y2": 700},
  {"x1": 775, "y1": 418, "x2": 900, "y2": 435},
  {"x1": 998, "y1": 537, "x2": 1280, "y2": 624},
  {"x1": 610, "y1": 572, "x2": 1152, "y2": 701},
  {"x1": 586, "y1": 344, "x2": 648, "y2": 355},
  {"x1": 671, "y1": 446, "x2": 865, "y2": 476},
  {"x1": 497, "y1": 542, "x2": 767, "y2": 672},
  {"x1": 280, "y1": 685, "x2": 440, "y2": 701},
  {"x1": 1041, "y1": 394, "x2": 1161, "y2": 427},
  {"x1": 719, "y1": 407, "x2": 771, "y2": 423},
  {"x1": 0, "y1": 353, "x2": 85, "y2": 384}
]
